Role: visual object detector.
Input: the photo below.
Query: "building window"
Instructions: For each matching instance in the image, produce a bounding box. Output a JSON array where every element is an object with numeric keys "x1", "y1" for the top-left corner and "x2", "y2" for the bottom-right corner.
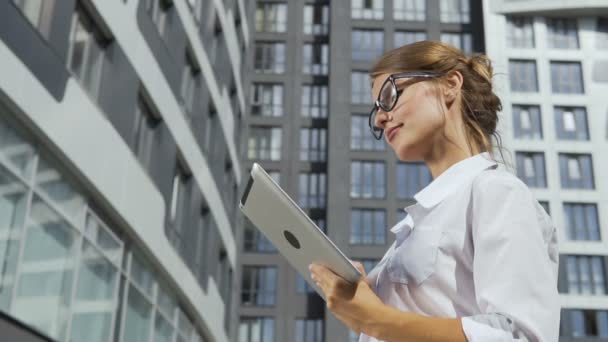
[
  {"x1": 167, "y1": 163, "x2": 190, "y2": 251},
  {"x1": 515, "y1": 152, "x2": 547, "y2": 188},
  {"x1": 563, "y1": 203, "x2": 600, "y2": 241},
  {"x1": 547, "y1": 18, "x2": 579, "y2": 49},
  {"x1": 244, "y1": 220, "x2": 276, "y2": 252},
  {"x1": 255, "y1": 2, "x2": 287, "y2": 33},
  {"x1": 396, "y1": 162, "x2": 432, "y2": 198},
  {"x1": 351, "y1": 161, "x2": 386, "y2": 199},
  {"x1": 351, "y1": 72, "x2": 372, "y2": 105},
  {"x1": 561, "y1": 309, "x2": 608, "y2": 338},
  {"x1": 301, "y1": 85, "x2": 328, "y2": 118},
  {"x1": 550, "y1": 62, "x2": 584, "y2": 94},
  {"x1": 351, "y1": 0, "x2": 383, "y2": 20},
  {"x1": 239, "y1": 317, "x2": 275, "y2": 342},
  {"x1": 563, "y1": 255, "x2": 606, "y2": 295},
  {"x1": 559, "y1": 154, "x2": 594, "y2": 190},
  {"x1": 394, "y1": 31, "x2": 427, "y2": 48},
  {"x1": 513, "y1": 105, "x2": 542, "y2": 139},
  {"x1": 509, "y1": 60, "x2": 538, "y2": 92},
  {"x1": 133, "y1": 95, "x2": 161, "y2": 170},
  {"x1": 296, "y1": 274, "x2": 314, "y2": 293},
  {"x1": 295, "y1": 319, "x2": 323, "y2": 342},
  {"x1": 439, "y1": 0, "x2": 470, "y2": 24},
  {"x1": 255, "y1": 42, "x2": 286, "y2": 74},
  {"x1": 303, "y1": 43, "x2": 329, "y2": 75},
  {"x1": 352, "y1": 30, "x2": 384, "y2": 62},
  {"x1": 350, "y1": 209, "x2": 386, "y2": 245},
  {"x1": 394, "y1": 0, "x2": 425, "y2": 21},
  {"x1": 248, "y1": 127, "x2": 282, "y2": 161},
  {"x1": 67, "y1": 7, "x2": 107, "y2": 100},
  {"x1": 539, "y1": 201, "x2": 550, "y2": 215},
  {"x1": 180, "y1": 51, "x2": 200, "y2": 118},
  {"x1": 300, "y1": 128, "x2": 327, "y2": 162},
  {"x1": 440, "y1": 32, "x2": 473, "y2": 54},
  {"x1": 303, "y1": 4, "x2": 329, "y2": 35},
  {"x1": 506, "y1": 16, "x2": 535, "y2": 48},
  {"x1": 555, "y1": 106, "x2": 589, "y2": 140},
  {"x1": 351, "y1": 115, "x2": 385, "y2": 151},
  {"x1": 251, "y1": 83, "x2": 283, "y2": 117},
  {"x1": 598, "y1": 17, "x2": 608, "y2": 49},
  {"x1": 144, "y1": 0, "x2": 170, "y2": 35},
  {"x1": 298, "y1": 173, "x2": 326, "y2": 209},
  {"x1": 241, "y1": 266, "x2": 277, "y2": 306},
  {"x1": 12, "y1": 0, "x2": 54, "y2": 38}
]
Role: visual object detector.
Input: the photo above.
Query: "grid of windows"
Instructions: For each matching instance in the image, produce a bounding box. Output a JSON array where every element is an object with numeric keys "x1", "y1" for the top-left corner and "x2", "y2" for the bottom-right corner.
[
  {"x1": 301, "y1": 85, "x2": 328, "y2": 118},
  {"x1": 255, "y1": 2, "x2": 287, "y2": 33},
  {"x1": 547, "y1": 18, "x2": 579, "y2": 49},
  {"x1": 67, "y1": 8, "x2": 106, "y2": 100},
  {"x1": 303, "y1": 43, "x2": 329, "y2": 75},
  {"x1": 351, "y1": 115, "x2": 385, "y2": 151},
  {"x1": 550, "y1": 62, "x2": 584, "y2": 94},
  {"x1": 241, "y1": 266, "x2": 277, "y2": 307},
  {"x1": 512, "y1": 105, "x2": 542, "y2": 139},
  {"x1": 300, "y1": 128, "x2": 327, "y2": 162},
  {"x1": 352, "y1": 30, "x2": 384, "y2": 62},
  {"x1": 559, "y1": 153, "x2": 594, "y2": 190},
  {"x1": 350, "y1": 209, "x2": 386, "y2": 245},
  {"x1": 561, "y1": 309, "x2": 608, "y2": 338},
  {"x1": 439, "y1": 0, "x2": 470, "y2": 24},
  {"x1": 563, "y1": 203, "x2": 600, "y2": 241},
  {"x1": 0, "y1": 114, "x2": 210, "y2": 342},
  {"x1": 396, "y1": 162, "x2": 432, "y2": 199},
  {"x1": 303, "y1": 4, "x2": 329, "y2": 35},
  {"x1": 298, "y1": 173, "x2": 327, "y2": 209},
  {"x1": 351, "y1": 0, "x2": 383, "y2": 20},
  {"x1": 509, "y1": 60, "x2": 538, "y2": 92},
  {"x1": 295, "y1": 319, "x2": 323, "y2": 342},
  {"x1": 251, "y1": 83, "x2": 284, "y2": 117},
  {"x1": 440, "y1": 32, "x2": 473, "y2": 54},
  {"x1": 515, "y1": 152, "x2": 547, "y2": 188},
  {"x1": 350, "y1": 161, "x2": 386, "y2": 199},
  {"x1": 555, "y1": 106, "x2": 589, "y2": 140},
  {"x1": 254, "y1": 42, "x2": 286, "y2": 74},
  {"x1": 248, "y1": 127, "x2": 282, "y2": 161},
  {"x1": 394, "y1": 0, "x2": 426, "y2": 21},
  {"x1": 239, "y1": 317, "x2": 275, "y2": 342},
  {"x1": 564, "y1": 255, "x2": 606, "y2": 295},
  {"x1": 394, "y1": 31, "x2": 427, "y2": 48},
  {"x1": 506, "y1": 16, "x2": 535, "y2": 48},
  {"x1": 351, "y1": 72, "x2": 372, "y2": 105}
]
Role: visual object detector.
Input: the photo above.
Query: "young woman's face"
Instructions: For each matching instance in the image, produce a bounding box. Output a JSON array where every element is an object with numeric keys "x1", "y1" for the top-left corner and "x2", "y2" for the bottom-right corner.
[{"x1": 371, "y1": 73, "x2": 446, "y2": 161}]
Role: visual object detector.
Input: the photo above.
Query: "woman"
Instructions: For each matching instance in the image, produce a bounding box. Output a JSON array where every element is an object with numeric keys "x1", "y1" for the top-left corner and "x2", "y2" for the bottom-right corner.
[{"x1": 309, "y1": 41, "x2": 559, "y2": 341}]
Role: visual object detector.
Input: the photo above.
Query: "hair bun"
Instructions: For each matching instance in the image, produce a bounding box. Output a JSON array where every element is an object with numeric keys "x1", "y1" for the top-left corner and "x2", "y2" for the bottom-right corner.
[{"x1": 467, "y1": 53, "x2": 493, "y2": 85}]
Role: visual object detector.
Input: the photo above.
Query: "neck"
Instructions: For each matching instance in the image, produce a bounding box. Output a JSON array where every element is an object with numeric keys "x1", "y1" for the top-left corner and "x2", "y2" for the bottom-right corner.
[{"x1": 424, "y1": 124, "x2": 480, "y2": 179}]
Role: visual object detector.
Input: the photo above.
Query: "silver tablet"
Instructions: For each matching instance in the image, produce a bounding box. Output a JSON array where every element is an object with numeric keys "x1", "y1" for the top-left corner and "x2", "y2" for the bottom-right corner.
[{"x1": 239, "y1": 163, "x2": 361, "y2": 299}]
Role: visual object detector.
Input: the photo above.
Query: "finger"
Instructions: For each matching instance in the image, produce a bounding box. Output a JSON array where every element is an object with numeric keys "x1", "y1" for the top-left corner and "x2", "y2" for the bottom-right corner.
[
  {"x1": 309, "y1": 263, "x2": 342, "y2": 287},
  {"x1": 351, "y1": 261, "x2": 367, "y2": 277}
]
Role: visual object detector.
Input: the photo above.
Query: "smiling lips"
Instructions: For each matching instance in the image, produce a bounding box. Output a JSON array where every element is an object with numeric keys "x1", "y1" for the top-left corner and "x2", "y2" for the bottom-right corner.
[{"x1": 386, "y1": 124, "x2": 403, "y2": 142}]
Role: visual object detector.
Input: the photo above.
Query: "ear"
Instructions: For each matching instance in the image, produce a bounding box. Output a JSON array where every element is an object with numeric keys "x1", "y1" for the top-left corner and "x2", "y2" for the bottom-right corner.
[{"x1": 442, "y1": 71, "x2": 464, "y2": 105}]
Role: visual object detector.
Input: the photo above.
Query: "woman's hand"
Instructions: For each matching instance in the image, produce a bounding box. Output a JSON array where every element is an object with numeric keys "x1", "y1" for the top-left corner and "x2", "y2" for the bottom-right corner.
[{"x1": 309, "y1": 262, "x2": 388, "y2": 336}]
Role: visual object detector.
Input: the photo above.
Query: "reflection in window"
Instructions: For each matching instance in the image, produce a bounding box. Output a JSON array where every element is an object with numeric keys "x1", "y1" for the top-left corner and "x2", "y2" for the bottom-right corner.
[
  {"x1": 394, "y1": 31, "x2": 426, "y2": 48},
  {"x1": 515, "y1": 152, "x2": 547, "y2": 188},
  {"x1": 350, "y1": 209, "x2": 386, "y2": 245},
  {"x1": 440, "y1": 0, "x2": 470, "y2": 24},
  {"x1": 509, "y1": 60, "x2": 538, "y2": 92},
  {"x1": 559, "y1": 154, "x2": 594, "y2": 189},
  {"x1": 394, "y1": 0, "x2": 426, "y2": 21},
  {"x1": 303, "y1": 43, "x2": 329, "y2": 75},
  {"x1": 512, "y1": 105, "x2": 542, "y2": 140},
  {"x1": 248, "y1": 127, "x2": 282, "y2": 161},
  {"x1": 506, "y1": 16, "x2": 535, "y2": 48},
  {"x1": 351, "y1": 161, "x2": 386, "y2": 199},
  {"x1": 351, "y1": 0, "x2": 383, "y2": 20},
  {"x1": 547, "y1": 18, "x2": 579, "y2": 49},
  {"x1": 352, "y1": 30, "x2": 384, "y2": 62},
  {"x1": 239, "y1": 317, "x2": 275, "y2": 342},
  {"x1": 563, "y1": 203, "x2": 600, "y2": 241},
  {"x1": 303, "y1": 4, "x2": 329, "y2": 35}
]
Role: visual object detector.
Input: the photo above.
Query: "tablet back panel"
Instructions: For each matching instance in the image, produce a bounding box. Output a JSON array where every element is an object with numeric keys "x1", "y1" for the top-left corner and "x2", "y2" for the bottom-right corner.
[{"x1": 239, "y1": 163, "x2": 360, "y2": 298}]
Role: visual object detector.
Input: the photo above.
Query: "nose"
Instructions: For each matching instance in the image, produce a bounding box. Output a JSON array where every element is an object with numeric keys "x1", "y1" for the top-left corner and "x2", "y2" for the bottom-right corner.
[{"x1": 374, "y1": 107, "x2": 391, "y2": 129}]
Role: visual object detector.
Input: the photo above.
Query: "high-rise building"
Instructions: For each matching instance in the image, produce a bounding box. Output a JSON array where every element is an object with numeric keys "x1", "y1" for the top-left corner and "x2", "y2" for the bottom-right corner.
[
  {"x1": 0, "y1": 1, "x2": 252, "y2": 342},
  {"x1": 242, "y1": 1, "x2": 485, "y2": 341},
  {"x1": 483, "y1": 0, "x2": 608, "y2": 340}
]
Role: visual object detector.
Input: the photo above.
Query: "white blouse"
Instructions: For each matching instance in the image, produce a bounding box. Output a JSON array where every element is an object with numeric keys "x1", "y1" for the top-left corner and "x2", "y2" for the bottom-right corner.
[{"x1": 359, "y1": 153, "x2": 560, "y2": 342}]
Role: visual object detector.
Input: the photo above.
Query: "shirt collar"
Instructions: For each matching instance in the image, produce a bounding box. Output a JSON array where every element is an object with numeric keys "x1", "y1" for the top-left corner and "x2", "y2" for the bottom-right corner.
[{"x1": 412, "y1": 152, "x2": 497, "y2": 209}]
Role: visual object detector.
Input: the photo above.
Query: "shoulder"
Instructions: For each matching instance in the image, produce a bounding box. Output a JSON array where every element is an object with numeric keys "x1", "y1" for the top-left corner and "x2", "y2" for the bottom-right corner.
[{"x1": 471, "y1": 168, "x2": 533, "y2": 202}]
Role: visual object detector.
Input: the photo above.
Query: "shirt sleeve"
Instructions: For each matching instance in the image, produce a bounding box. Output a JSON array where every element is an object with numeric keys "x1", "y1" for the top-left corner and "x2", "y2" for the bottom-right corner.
[{"x1": 461, "y1": 171, "x2": 560, "y2": 342}]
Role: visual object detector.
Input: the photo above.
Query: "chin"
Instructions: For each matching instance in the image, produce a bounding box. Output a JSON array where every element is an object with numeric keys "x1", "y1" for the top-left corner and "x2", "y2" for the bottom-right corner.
[{"x1": 393, "y1": 143, "x2": 426, "y2": 162}]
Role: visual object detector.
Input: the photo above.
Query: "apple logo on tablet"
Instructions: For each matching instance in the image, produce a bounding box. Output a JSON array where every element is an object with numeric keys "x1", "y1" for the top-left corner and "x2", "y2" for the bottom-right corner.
[{"x1": 283, "y1": 230, "x2": 301, "y2": 249}]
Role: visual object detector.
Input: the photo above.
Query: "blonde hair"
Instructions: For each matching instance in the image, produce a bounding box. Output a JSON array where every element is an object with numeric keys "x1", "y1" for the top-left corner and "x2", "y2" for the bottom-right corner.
[{"x1": 370, "y1": 41, "x2": 504, "y2": 158}]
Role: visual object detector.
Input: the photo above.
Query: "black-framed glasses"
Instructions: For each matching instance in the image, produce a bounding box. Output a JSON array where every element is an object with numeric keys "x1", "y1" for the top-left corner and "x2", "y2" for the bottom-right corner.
[{"x1": 369, "y1": 71, "x2": 442, "y2": 140}]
